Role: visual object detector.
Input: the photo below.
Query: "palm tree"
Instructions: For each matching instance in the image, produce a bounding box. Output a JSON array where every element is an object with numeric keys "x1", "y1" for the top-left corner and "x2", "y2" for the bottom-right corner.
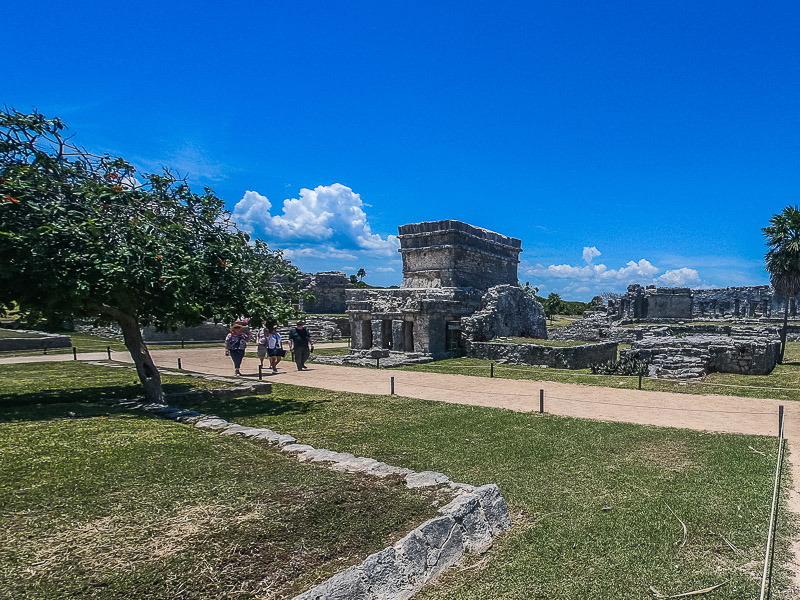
[
  {"x1": 763, "y1": 206, "x2": 800, "y2": 363},
  {"x1": 356, "y1": 268, "x2": 367, "y2": 282}
]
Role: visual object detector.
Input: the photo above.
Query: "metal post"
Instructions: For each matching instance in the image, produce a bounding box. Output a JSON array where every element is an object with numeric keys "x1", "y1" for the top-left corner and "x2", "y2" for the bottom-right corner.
[
  {"x1": 490, "y1": 362, "x2": 494, "y2": 378},
  {"x1": 539, "y1": 389, "x2": 544, "y2": 413},
  {"x1": 638, "y1": 374, "x2": 643, "y2": 390},
  {"x1": 376, "y1": 357, "x2": 380, "y2": 369},
  {"x1": 391, "y1": 376, "x2": 395, "y2": 395},
  {"x1": 107, "y1": 346, "x2": 111, "y2": 360},
  {"x1": 72, "y1": 346, "x2": 77, "y2": 360},
  {"x1": 177, "y1": 358, "x2": 182, "y2": 370},
  {"x1": 258, "y1": 365, "x2": 263, "y2": 380},
  {"x1": 779, "y1": 405, "x2": 785, "y2": 438}
]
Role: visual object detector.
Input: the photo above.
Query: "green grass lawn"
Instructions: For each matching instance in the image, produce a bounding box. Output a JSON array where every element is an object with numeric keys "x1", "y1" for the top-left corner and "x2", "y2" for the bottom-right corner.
[
  {"x1": 395, "y1": 342, "x2": 800, "y2": 402},
  {"x1": 0, "y1": 331, "x2": 224, "y2": 358},
  {"x1": 169, "y1": 383, "x2": 795, "y2": 599},
  {"x1": 0, "y1": 362, "x2": 231, "y2": 422},
  {"x1": 0, "y1": 363, "x2": 441, "y2": 599}
]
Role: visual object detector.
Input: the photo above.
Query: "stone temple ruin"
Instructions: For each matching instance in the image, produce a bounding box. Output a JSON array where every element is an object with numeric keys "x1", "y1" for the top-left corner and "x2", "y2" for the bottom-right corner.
[
  {"x1": 554, "y1": 283, "x2": 789, "y2": 378},
  {"x1": 338, "y1": 220, "x2": 547, "y2": 365},
  {"x1": 607, "y1": 283, "x2": 800, "y2": 322}
]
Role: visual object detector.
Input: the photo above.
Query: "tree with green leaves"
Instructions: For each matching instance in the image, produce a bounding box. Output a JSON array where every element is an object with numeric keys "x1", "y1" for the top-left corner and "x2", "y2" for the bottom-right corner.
[
  {"x1": 763, "y1": 205, "x2": 800, "y2": 363},
  {"x1": 0, "y1": 108, "x2": 304, "y2": 402},
  {"x1": 357, "y1": 268, "x2": 367, "y2": 281},
  {"x1": 543, "y1": 292, "x2": 563, "y2": 322}
]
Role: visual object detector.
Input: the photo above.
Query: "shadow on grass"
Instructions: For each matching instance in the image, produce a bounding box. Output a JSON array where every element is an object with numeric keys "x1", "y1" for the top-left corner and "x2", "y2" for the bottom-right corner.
[
  {"x1": 0, "y1": 382, "x2": 204, "y2": 423},
  {"x1": 170, "y1": 393, "x2": 320, "y2": 420}
]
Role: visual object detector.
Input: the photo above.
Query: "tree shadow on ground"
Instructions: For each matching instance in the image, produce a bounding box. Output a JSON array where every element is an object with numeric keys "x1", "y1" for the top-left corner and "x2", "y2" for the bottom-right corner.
[
  {"x1": 169, "y1": 393, "x2": 320, "y2": 420},
  {"x1": 0, "y1": 382, "x2": 203, "y2": 423}
]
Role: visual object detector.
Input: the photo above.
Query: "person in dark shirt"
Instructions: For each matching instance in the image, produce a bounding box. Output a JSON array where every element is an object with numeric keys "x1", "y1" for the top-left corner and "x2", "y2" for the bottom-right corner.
[{"x1": 288, "y1": 320, "x2": 313, "y2": 370}]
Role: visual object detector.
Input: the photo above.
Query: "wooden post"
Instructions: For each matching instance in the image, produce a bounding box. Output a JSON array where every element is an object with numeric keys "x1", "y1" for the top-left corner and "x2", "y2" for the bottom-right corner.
[
  {"x1": 181, "y1": 339, "x2": 185, "y2": 349},
  {"x1": 258, "y1": 365, "x2": 263, "y2": 380},
  {"x1": 490, "y1": 362, "x2": 494, "y2": 378},
  {"x1": 779, "y1": 405, "x2": 785, "y2": 438},
  {"x1": 391, "y1": 376, "x2": 395, "y2": 395},
  {"x1": 107, "y1": 346, "x2": 112, "y2": 360},
  {"x1": 177, "y1": 358, "x2": 182, "y2": 370},
  {"x1": 376, "y1": 357, "x2": 380, "y2": 369},
  {"x1": 638, "y1": 374, "x2": 643, "y2": 390},
  {"x1": 539, "y1": 389, "x2": 544, "y2": 413},
  {"x1": 72, "y1": 346, "x2": 77, "y2": 361}
]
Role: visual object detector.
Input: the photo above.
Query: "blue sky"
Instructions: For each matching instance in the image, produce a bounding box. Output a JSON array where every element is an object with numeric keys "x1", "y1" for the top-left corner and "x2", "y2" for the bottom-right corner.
[{"x1": 6, "y1": 1, "x2": 800, "y2": 299}]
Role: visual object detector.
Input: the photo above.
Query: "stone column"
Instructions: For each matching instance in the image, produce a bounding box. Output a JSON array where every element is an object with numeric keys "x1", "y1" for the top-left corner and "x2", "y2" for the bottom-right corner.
[
  {"x1": 350, "y1": 318, "x2": 364, "y2": 349},
  {"x1": 371, "y1": 320, "x2": 383, "y2": 350},
  {"x1": 391, "y1": 320, "x2": 404, "y2": 352}
]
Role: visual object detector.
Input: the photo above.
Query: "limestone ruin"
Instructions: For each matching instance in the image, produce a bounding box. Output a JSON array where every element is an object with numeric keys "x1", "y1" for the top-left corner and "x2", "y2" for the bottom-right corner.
[
  {"x1": 298, "y1": 270, "x2": 352, "y2": 314},
  {"x1": 607, "y1": 283, "x2": 800, "y2": 322},
  {"x1": 341, "y1": 220, "x2": 546, "y2": 364}
]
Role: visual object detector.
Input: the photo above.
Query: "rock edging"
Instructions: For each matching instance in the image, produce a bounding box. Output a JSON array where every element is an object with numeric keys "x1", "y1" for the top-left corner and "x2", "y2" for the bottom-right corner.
[{"x1": 110, "y1": 394, "x2": 512, "y2": 600}]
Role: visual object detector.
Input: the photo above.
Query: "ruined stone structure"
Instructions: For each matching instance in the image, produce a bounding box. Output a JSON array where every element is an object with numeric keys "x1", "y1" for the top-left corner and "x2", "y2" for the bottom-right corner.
[
  {"x1": 692, "y1": 285, "x2": 798, "y2": 319},
  {"x1": 346, "y1": 220, "x2": 545, "y2": 360},
  {"x1": 298, "y1": 270, "x2": 352, "y2": 314},
  {"x1": 397, "y1": 220, "x2": 521, "y2": 289},
  {"x1": 607, "y1": 283, "x2": 800, "y2": 322},
  {"x1": 469, "y1": 340, "x2": 617, "y2": 370},
  {"x1": 607, "y1": 284, "x2": 693, "y2": 321},
  {"x1": 624, "y1": 334, "x2": 780, "y2": 379}
]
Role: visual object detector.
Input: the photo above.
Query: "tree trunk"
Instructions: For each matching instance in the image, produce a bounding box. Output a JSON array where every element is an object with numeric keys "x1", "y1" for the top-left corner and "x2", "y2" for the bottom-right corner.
[
  {"x1": 781, "y1": 299, "x2": 789, "y2": 364},
  {"x1": 100, "y1": 305, "x2": 164, "y2": 403}
]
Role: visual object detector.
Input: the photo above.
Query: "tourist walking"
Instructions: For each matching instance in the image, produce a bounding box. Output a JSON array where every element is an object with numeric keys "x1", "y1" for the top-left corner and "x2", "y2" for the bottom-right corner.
[
  {"x1": 224, "y1": 323, "x2": 249, "y2": 376},
  {"x1": 267, "y1": 326, "x2": 285, "y2": 373},
  {"x1": 288, "y1": 320, "x2": 313, "y2": 370}
]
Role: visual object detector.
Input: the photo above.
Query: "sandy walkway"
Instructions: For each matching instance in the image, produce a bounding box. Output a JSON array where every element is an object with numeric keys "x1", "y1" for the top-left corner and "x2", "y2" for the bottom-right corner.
[{"x1": 2, "y1": 346, "x2": 794, "y2": 439}]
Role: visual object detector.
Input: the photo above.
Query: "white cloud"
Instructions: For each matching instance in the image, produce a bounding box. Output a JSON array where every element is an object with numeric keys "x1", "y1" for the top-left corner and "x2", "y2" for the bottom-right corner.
[
  {"x1": 522, "y1": 248, "x2": 707, "y2": 300},
  {"x1": 582, "y1": 246, "x2": 601, "y2": 264},
  {"x1": 375, "y1": 266, "x2": 396, "y2": 272},
  {"x1": 281, "y1": 245, "x2": 358, "y2": 261},
  {"x1": 232, "y1": 183, "x2": 399, "y2": 254},
  {"x1": 658, "y1": 267, "x2": 701, "y2": 286},
  {"x1": 529, "y1": 258, "x2": 659, "y2": 282}
]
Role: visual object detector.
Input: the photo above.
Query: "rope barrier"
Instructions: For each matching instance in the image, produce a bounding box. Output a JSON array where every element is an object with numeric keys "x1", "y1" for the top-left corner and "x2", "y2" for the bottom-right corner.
[
  {"x1": 58, "y1": 356, "x2": 792, "y2": 419},
  {"x1": 759, "y1": 411, "x2": 785, "y2": 600}
]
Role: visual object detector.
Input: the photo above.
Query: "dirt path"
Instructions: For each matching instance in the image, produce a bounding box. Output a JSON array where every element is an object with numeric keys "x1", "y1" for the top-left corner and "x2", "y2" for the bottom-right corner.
[{"x1": 3, "y1": 346, "x2": 794, "y2": 438}]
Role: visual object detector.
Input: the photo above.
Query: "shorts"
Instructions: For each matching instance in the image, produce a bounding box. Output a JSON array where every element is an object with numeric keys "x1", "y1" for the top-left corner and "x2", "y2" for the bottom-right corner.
[{"x1": 257, "y1": 345, "x2": 267, "y2": 359}]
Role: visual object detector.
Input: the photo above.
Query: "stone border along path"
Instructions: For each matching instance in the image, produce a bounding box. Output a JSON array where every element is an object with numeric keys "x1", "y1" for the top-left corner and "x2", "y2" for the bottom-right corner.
[{"x1": 94, "y1": 361, "x2": 512, "y2": 600}]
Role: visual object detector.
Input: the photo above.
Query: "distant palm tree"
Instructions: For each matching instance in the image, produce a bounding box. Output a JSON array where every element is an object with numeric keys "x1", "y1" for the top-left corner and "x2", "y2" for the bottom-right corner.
[
  {"x1": 357, "y1": 268, "x2": 367, "y2": 281},
  {"x1": 763, "y1": 206, "x2": 800, "y2": 363}
]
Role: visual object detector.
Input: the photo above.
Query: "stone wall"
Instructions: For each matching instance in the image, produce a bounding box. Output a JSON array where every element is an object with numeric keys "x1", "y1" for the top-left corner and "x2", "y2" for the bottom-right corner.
[
  {"x1": 460, "y1": 285, "x2": 547, "y2": 343},
  {"x1": 624, "y1": 335, "x2": 780, "y2": 378},
  {"x1": 299, "y1": 271, "x2": 352, "y2": 314},
  {"x1": 607, "y1": 283, "x2": 800, "y2": 322},
  {"x1": 468, "y1": 341, "x2": 618, "y2": 369},
  {"x1": 0, "y1": 330, "x2": 72, "y2": 351},
  {"x1": 397, "y1": 220, "x2": 522, "y2": 290},
  {"x1": 692, "y1": 285, "x2": 798, "y2": 319}
]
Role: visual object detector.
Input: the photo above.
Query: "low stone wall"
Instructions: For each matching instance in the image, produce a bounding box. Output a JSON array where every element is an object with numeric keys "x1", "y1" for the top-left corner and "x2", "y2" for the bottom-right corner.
[
  {"x1": 625, "y1": 335, "x2": 781, "y2": 378},
  {"x1": 468, "y1": 341, "x2": 618, "y2": 369},
  {"x1": 0, "y1": 330, "x2": 72, "y2": 352}
]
